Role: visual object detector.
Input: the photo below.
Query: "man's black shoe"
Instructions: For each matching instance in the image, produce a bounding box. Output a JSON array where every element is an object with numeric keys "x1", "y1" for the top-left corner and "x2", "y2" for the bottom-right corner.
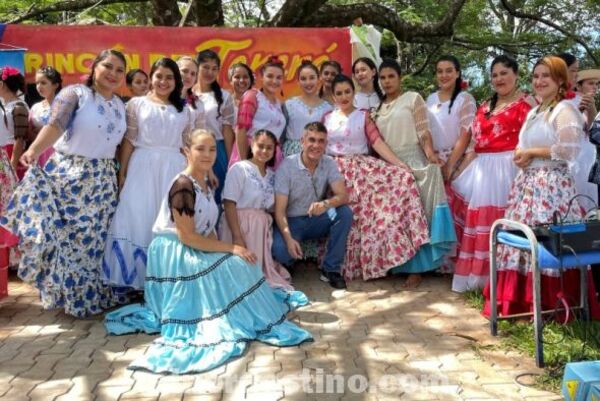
[{"x1": 319, "y1": 271, "x2": 347, "y2": 289}]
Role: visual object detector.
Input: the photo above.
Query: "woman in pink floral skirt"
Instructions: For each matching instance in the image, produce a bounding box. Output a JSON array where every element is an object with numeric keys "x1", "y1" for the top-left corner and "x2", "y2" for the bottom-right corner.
[{"x1": 322, "y1": 74, "x2": 429, "y2": 281}]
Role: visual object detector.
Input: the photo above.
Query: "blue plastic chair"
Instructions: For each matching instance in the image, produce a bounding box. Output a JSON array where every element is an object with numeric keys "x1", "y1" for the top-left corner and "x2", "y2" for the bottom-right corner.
[{"x1": 489, "y1": 219, "x2": 600, "y2": 367}]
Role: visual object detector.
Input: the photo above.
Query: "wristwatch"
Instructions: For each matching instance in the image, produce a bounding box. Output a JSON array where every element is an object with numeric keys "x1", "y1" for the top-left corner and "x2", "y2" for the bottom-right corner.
[{"x1": 322, "y1": 199, "x2": 331, "y2": 208}]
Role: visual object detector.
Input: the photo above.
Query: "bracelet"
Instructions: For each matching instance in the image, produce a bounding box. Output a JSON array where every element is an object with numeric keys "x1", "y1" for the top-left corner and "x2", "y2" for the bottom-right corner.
[{"x1": 322, "y1": 199, "x2": 330, "y2": 208}]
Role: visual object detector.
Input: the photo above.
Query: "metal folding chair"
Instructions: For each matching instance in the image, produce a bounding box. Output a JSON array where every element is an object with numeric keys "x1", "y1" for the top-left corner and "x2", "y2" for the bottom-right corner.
[{"x1": 488, "y1": 218, "x2": 599, "y2": 368}]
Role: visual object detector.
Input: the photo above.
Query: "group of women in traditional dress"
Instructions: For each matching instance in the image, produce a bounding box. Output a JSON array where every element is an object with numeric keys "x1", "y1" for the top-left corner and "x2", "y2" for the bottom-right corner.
[{"x1": 1, "y1": 46, "x2": 599, "y2": 372}]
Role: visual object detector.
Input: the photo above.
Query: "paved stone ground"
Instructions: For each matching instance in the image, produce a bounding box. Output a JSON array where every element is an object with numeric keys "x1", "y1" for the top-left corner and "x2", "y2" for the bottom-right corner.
[{"x1": 0, "y1": 266, "x2": 563, "y2": 401}]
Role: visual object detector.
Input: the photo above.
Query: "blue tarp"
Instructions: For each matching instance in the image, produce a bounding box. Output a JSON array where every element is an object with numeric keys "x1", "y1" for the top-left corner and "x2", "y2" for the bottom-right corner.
[{"x1": 0, "y1": 24, "x2": 26, "y2": 73}]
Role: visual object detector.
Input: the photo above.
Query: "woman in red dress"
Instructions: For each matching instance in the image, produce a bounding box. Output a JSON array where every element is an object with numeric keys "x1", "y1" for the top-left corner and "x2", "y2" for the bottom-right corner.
[{"x1": 450, "y1": 55, "x2": 535, "y2": 292}]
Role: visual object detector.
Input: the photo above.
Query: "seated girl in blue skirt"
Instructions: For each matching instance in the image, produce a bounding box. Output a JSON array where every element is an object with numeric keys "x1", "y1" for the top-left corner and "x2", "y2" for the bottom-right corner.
[{"x1": 105, "y1": 128, "x2": 312, "y2": 374}]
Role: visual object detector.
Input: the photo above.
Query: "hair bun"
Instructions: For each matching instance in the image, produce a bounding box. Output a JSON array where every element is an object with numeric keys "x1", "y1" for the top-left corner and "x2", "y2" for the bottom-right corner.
[{"x1": 268, "y1": 55, "x2": 283, "y2": 65}]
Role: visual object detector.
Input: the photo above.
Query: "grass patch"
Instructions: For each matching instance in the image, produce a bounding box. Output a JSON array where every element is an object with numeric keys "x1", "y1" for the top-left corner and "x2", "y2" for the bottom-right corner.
[
  {"x1": 463, "y1": 289, "x2": 485, "y2": 310},
  {"x1": 463, "y1": 290, "x2": 600, "y2": 393}
]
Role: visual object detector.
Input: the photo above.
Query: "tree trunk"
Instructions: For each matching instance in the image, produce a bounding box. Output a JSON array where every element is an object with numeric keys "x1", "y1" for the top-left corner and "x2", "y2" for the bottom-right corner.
[
  {"x1": 191, "y1": 0, "x2": 224, "y2": 26},
  {"x1": 150, "y1": 0, "x2": 181, "y2": 26}
]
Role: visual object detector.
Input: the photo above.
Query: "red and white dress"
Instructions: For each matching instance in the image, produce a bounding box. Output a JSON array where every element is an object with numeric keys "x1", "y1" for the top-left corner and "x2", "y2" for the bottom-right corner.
[
  {"x1": 450, "y1": 95, "x2": 533, "y2": 292},
  {"x1": 483, "y1": 100, "x2": 600, "y2": 318},
  {"x1": 323, "y1": 108, "x2": 429, "y2": 281},
  {"x1": 229, "y1": 89, "x2": 286, "y2": 168}
]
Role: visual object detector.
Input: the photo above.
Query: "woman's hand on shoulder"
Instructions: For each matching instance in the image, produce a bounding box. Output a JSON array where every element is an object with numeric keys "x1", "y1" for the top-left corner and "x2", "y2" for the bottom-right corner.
[{"x1": 232, "y1": 245, "x2": 257, "y2": 264}]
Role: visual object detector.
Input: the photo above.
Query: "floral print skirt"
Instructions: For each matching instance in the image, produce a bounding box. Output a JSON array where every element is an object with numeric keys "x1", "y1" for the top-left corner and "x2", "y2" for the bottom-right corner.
[
  {"x1": 0, "y1": 152, "x2": 126, "y2": 317},
  {"x1": 334, "y1": 154, "x2": 430, "y2": 281},
  {"x1": 482, "y1": 164, "x2": 600, "y2": 317}
]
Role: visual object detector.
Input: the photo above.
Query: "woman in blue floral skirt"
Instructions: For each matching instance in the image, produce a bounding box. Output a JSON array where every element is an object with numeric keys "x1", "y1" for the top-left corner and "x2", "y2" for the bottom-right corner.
[{"x1": 0, "y1": 49, "x2": 129, "y2": 317}]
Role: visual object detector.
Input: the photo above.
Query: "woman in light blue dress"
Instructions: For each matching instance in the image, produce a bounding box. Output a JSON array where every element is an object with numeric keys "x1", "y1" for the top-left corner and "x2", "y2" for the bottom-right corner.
[{"x1": 105, "y1": 129, "x2": 311, "y2": 374}]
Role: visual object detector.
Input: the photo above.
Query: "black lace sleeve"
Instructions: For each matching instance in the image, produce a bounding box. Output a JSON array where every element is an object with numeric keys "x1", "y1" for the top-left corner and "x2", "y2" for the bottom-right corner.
[{"x1": 168, "y1": 175, "x2": 196, "y2": 222}]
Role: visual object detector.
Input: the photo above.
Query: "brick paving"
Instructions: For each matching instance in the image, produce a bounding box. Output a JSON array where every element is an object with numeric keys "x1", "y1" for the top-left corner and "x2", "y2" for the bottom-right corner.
[{"x1": 0, "y1": 266, "x2": 563, "y2": 401}]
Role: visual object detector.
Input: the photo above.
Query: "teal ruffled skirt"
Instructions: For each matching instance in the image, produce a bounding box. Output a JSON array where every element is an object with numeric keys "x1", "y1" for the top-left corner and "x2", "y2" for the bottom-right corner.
[
  {"x1": 389, "y1": 146, "x2": 457, "y2": 274},
  {"x1": 105, "y1": 234, "x2": 312, "y2": 374},
  {"x1": 391, "y1": 203, "x2": 456, "y2": 273}
]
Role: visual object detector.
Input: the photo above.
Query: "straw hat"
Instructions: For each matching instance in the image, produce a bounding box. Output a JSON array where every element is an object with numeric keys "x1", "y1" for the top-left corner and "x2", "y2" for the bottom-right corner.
[{"x1": 577, "y1": 69, "x2": 600, "y2": 83}]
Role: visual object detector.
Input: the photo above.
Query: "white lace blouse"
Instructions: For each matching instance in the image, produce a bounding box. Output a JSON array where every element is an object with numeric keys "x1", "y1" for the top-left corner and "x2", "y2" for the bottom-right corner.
[
  {"x1": 153, "y1": 173, "x2": 218, "y2": 237},
  {"x1": 29, "y1": 100, "x2": 51, "y2": 130},
  {"x1": 50, "y1": 84, "x2": 126, "y2": 159},
  {"x1": 124, "y1": 96, "x2": 202, "y2": 151},
  {"x1": 354, "y1": 91, "x2": 380, "y2": 111},
  {"x1": 426, "y1": 91, "x2": 477, "y2": 152},
  {"x1": 222, "y1": 160, "x2": 275, "y2": 210},
  {"x1": 284, "y1": 97, "x2": 332, "y2": 141},
  {"x1": 517, "y1": 100, "x2": 585, "y2": 168},
  {"x1": 196, "y1": 90, "x2": 235, "y2": 141}
]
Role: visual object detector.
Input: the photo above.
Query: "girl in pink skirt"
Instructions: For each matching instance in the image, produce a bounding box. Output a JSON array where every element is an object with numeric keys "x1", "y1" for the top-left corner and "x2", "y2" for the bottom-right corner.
[{"x1": 219, "y1": 129, "x2": 292, "y2": 290}]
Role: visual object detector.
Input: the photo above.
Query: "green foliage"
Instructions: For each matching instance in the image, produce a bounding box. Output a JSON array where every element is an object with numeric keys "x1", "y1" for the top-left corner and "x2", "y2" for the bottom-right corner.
[
  {"x1": 463, "y1": 289, "x2": 486, "y2": 310},
  {"x1": 498, "y1": 319, "x2": 600, "y2": 392},
  {"x1": 463, "y1": 291, "x2": 600, "y2": 393}
]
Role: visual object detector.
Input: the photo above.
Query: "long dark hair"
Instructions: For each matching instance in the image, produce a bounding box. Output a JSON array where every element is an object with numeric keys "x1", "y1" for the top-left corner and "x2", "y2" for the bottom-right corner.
[
  {"x1": 228, "y1": 62, "x2": 255, "y2": 89},
  {"x1": 125, "y1": 68, "x2": 147, "y2": 87},
  {"x1": 332, "y1": 74, "x2": 355, "y2": 94},
  {"x1": 557, "y1": 52, "x2": 577, "y2": 68},
  {"x1": 297, "y1": 60, "x2": 319, "y2": 79},
  {"x1": 376, "y1": 58, "x2": 402, "y2": 114},
  {"x1": 248, "y1": 129, "x2": 278, "y2": 168},
  {"x1": 352, "y1": 57, "x2": 383, "y2": 100},
  {"x1": 149, "y1": 57, "x2": 185, "y2": 113},
  {"x1": 196, "y1": 50, "x2": 224, "y2": 117},
  {"x1": 318, "y1": 60, "x2": 342, "y2": 98},
  {"x1": 0, "y1": 66, "x2": 26, "y2": 127},
  {"x1": 486, "y1": 54, "x2": 519, "y2": 119},
  {"x1": 37, "y1": 66, "x2": 63, "y2": 93},
  {"x1": 260, "y1": 56, "x2": 285, "y2": 97},
  {"x1": 435, "y1": 55, "x2": 463, "y2": 114},
  {"x1": 320, "y1": 60, "x2": 342, "y2": 75},
  {"x1": 85, "y1": 49, "x2": 127, "y2": 93}
]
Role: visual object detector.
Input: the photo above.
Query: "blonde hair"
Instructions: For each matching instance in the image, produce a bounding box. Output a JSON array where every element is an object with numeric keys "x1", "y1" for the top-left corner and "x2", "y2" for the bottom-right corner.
[
  {"x1": 176, "y1": 55, "x2": 198, "y2": 68},
  {"x1": 534, "y1": 56, "x2": 569, "y2": 108},
  {"x1": 185, "y1": 128, "x2": 216, "y2": 148}
]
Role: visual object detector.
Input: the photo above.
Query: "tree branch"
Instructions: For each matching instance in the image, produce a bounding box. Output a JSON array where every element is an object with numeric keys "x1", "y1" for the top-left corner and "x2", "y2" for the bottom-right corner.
[
  {"x1": 289, "y1": 0, "x2": 467, "y2": 43},
  {"x1": 410, "y1": 44, "x2": 442, "y2": 75},
  {"x1": 269, "y1": 0, "x2": 329, "y2": 27},
  {"x1": 499, "y1": 0, "x2": 599, "y2": 65},
  {"x1": 6, "y1": 0, "x2": 145, "y2": 24}
]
